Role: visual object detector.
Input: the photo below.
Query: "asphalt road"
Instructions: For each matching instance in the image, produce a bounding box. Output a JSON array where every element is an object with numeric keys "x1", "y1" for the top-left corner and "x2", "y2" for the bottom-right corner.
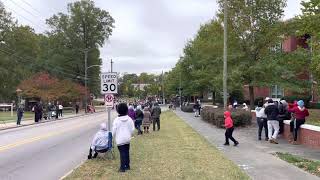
[{"x1": 0, "y1": 111, "x2": 116, "y2": 180}]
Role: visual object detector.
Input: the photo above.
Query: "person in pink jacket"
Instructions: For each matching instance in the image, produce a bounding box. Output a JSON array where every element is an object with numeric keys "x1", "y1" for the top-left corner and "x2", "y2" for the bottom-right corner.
[{"x1": 224, "y1": 111, "x2": 239, "y2": 146}]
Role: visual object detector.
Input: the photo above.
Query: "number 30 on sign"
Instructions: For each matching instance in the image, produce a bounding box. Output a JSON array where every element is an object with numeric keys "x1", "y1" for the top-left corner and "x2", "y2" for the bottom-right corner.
[{"x1": 101, "y1": 72, "x2": 118, "y2": 94}]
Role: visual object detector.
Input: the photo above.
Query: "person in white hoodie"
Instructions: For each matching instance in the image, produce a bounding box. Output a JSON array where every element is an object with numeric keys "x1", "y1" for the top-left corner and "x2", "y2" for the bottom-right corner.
[
  {"x1": 255, "y1": 101, "x2": 268, "y2": 141},
  {"x1": 88, "y1": 123, "x2": 110, "y2": 159},
  {"x1": 112, "y1": 103, "x2": 135, "y2": 172}
]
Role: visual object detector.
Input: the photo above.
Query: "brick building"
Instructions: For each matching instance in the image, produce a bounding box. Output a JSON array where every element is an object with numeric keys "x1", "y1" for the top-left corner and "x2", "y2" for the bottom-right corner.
[{"x1": 243, "y1": 35, "x2": 318, "y2": 102}]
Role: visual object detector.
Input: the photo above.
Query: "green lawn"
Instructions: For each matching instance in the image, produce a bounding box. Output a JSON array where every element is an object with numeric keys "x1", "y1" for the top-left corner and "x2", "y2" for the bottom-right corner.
[
  {"x1": 65, "y1": 111, "x2": 249, "y2": 180},
  {"x1": 275, "y1": 152, "x2": 320, "y2": 177},
  {"x1": 307, "y1": 109, "x2": 320, "y2": 126}
]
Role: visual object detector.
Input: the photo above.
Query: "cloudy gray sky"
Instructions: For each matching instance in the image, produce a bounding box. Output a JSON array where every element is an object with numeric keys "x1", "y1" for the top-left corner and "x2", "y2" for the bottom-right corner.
[{"x1": 2, "y1": 0, "x2": 302, "y2": 74}]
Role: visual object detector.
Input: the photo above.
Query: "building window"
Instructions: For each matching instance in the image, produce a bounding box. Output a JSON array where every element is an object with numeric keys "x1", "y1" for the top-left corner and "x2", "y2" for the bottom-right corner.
[{"x1": 271, "y1": 85, "x2": 284, "y2": 99}]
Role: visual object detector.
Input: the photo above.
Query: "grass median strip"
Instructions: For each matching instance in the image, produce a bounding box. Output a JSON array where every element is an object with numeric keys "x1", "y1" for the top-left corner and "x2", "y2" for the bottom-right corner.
[
  {"x1": 275, "y1": 152, "x2": 320, "y2": 177},
  {"x1": 65, "y1": 111, "x2": 249, "y2": 180}
]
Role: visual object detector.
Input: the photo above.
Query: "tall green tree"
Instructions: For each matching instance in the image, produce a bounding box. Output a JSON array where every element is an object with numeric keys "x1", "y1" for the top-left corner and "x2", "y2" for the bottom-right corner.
[
  {"x1": 45, "y1": 0, "x2": 115, "y2": 94},
  {"x1": 218, "y1": 0, "x2": 287, "y2": 108}
]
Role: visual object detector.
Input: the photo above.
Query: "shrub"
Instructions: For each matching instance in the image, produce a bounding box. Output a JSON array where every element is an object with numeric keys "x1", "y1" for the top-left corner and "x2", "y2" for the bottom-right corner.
[
  {"x1": 201, "y1": 106, "x2": 252, "y2": 128},
  {"x1": 181, "y1": 104, "x2": 194, "y2": 113}
]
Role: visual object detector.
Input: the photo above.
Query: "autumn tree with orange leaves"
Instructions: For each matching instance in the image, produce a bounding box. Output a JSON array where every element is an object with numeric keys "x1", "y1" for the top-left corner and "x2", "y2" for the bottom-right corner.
[{"x1": 18, "y1": 72, "x2": 88, "y2": 102}]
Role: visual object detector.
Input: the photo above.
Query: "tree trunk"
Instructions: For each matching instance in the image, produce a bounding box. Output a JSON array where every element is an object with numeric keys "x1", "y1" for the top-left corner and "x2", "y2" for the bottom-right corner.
[{"x1": 249, "y1": 85, "x2": 255, "y2": 110}]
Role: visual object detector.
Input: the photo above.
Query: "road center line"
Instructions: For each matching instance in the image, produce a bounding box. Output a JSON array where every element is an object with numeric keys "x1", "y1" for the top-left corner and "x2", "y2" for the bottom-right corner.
[{"x1": 0, "y1": 121, "x2": 96, "y2": 152}]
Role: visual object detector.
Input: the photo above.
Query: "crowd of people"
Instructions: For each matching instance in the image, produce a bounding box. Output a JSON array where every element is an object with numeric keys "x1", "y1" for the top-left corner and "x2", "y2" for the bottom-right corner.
[
  {"x1": 16, "y1": 101, "x2": 82, "y2": 126},
  {"x1": 88, "y1": 102, "x2": 162, "y2": 173},
  {"x1": 255, "y1": 97, "x2": 309, "y2": 145}
]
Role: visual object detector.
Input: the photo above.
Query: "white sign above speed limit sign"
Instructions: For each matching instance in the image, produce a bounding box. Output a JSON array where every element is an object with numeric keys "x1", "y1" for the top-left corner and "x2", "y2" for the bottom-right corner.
[{"x1": 101, "y1": 72, "x2": 118, "y2": 94}]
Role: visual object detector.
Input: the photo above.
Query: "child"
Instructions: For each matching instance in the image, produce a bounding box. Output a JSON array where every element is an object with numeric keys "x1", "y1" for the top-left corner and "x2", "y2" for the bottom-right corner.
[
  {"x1": 88, "y1": 123, "x2": 110, "y2": 159},
  {"x1": 112, "y1": 103, "x2": 135, "y2": 172},
  {"x1": 224, "y1": 111, "x2": 239, "y2": 146},
  {"x1": 142, "y1": 107, "x2": 152, "y2": 133}
]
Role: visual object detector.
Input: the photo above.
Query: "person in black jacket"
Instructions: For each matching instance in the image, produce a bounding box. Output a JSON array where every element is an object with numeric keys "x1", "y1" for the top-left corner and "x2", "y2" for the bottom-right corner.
[
  {"x1": 264, "y1": 99, "x2": 280, "y2": 144},
  {"x1": 135, "y1": 106, "x2": 144, "y2": 135}
]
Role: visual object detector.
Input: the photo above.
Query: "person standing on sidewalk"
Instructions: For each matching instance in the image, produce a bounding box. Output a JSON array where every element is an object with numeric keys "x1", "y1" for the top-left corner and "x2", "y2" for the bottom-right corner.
[
  {"x1": 255, "y1": 101, "x2": 268, "y2": 141},
  {"x1": 112, "y1": 103, "x2": 135, "y2": 173},
  {"x1": 288, "y1": 100, "x2": 309, "y2": 145},
  {"x1": 16, "y1": 104, "x2": 24, "y2": 126},
  {"x1": 278, "y1": 99, "x2": 290, "y2": 135},
  {"x1": 223, "y1": 111, "x2": 239, "y2": 146},
  {"x1": 151, "y1": 103, "x2": 161, "y2": 131},
  {"x1": 264, "y1": 99, "x2": 280, "y2": 144},
  {"x1": 58, "y1": 104, "x2": 63, "y2": 117}
]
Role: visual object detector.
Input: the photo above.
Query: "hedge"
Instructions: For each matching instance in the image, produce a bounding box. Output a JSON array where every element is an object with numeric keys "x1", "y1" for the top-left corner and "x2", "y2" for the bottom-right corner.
[
  {"x1": 181, "y1": 104, "x2": 194, "y2": 113},
  {"x1": 201, "y1": 106, "x2": 252, "y2": 128}
]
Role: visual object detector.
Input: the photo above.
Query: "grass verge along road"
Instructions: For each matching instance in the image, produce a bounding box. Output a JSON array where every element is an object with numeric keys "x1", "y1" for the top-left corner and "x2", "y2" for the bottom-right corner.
[
  {"x1": 275, "y1": 152, "x2": 320, "y2": 177},
  {"x1": 65, "y1": 111, "x2": 249, "y2": 180}
]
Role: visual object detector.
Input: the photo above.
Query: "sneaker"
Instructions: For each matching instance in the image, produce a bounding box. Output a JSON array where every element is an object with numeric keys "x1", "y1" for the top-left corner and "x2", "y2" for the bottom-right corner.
[
  {"x1": 258, "y1": 137, "x2": 262, "y2": 141},
  {"x1": 223, "y1": 143, "x2": 230, "y2": 146},
  {"x1": 234, "y1": 142, "x2": 239, "y2": 146},
  {"x1": 273, "y1": 140, "x2": 279, "y2": 144},
  {"x1": 269, "y1": 139, "x2": 275, "y2": 144},
  {"x1": 292, "y1": 141, "x2": 299, "y2": 145},
  {"x1": 118, "y1": 169, "x2": 125, "y2": 173},
  {"x1": 87, "y1": 155, "x2": 92, "y2": 159},
  {"x1": 265, "y1": 138, "x2": 269, "y2": 141}
]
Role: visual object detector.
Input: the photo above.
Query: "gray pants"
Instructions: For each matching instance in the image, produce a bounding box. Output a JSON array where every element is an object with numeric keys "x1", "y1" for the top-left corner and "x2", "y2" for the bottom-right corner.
[{"x1": 268, "y1": 120, "x2": 279, "y2": 140}]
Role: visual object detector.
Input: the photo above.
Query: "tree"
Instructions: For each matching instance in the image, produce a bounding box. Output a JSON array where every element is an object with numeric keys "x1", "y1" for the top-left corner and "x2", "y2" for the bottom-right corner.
[
  {"x1": 45, "y1": 0, "x2": 115, "y2": 95},
  {"x1": 296, "y1": 0, "x2": 320, "y2": 91},
  {"x1": 217, "y1": 0, "x2": 287, "y2": 108},
  {"x1": 18, "y1": 72, "x2": 87, "y2": 102}
]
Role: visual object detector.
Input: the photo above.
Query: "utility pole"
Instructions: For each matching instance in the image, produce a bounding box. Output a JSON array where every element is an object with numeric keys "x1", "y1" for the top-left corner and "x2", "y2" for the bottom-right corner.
[
  {"x1": 223, "y1": 0, "x2": 228, "y2": 110},
  {"x1": 84, "y1": 49, "x2": 88, "y2": 113},
  {"x1": 162, "y1": 70, "x2": 165, "y2": 104},
  {"x1": 179, "y1": 71, "x2": 182, "y2": 108},
  {"x1": 110, "y1": 59, "x2": 114, "y2": 72}
]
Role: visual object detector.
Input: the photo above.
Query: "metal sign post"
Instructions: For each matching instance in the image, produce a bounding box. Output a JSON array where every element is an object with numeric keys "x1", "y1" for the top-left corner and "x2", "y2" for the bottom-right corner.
[{"x1": 101, "y1": 72, "x2": 118, "y2": 131}]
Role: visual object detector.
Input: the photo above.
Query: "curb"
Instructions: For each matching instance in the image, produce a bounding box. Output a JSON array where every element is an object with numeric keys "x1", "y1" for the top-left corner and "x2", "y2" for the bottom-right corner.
[
  {"x1": 59, "y1": 159, "x2": 86, "y2": 180},
  {"x1": 0, "y1": 111, "x2": 105, "y2": 131}
]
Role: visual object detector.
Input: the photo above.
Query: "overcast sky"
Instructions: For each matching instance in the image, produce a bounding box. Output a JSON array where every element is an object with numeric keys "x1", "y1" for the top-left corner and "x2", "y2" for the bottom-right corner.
[{"x1": 2, "y1": 0, "x2": 303, "y2": 74}]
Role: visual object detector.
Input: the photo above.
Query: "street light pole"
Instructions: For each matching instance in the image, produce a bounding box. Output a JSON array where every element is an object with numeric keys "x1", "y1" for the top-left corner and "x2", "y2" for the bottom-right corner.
[{"x1": 223, "y1": 0, "x2": 228, "y2": 110}]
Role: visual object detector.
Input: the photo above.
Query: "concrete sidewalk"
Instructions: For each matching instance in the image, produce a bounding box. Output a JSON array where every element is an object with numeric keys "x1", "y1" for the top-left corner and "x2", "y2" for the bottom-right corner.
[
  {"x1": 174, "y1": 109, "x2": 320, "y2": 180},
  {"x1": 0, "y1": 112, "x2": 92, "y2": 130}
]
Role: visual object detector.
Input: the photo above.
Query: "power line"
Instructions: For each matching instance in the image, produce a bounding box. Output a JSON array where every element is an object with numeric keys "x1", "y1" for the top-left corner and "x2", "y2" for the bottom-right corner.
[
  {"x1": 0, "y1": 46, "x2": 100, "y2": 83},
  {"x1": 8, "y1": 0, "x2": 39, "y2": 18},
  {"x1": 3, "y1": 3, "x2": 47, "y2": 32},
  {"x1": 17, "y1": 0, "x2": 43, "y2": 16}
]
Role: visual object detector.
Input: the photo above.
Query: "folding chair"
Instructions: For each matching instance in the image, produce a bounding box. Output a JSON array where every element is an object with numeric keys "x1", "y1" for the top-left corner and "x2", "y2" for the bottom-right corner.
[{"x1": 94, "y1": 132, "x2": 115, "y2": 159}]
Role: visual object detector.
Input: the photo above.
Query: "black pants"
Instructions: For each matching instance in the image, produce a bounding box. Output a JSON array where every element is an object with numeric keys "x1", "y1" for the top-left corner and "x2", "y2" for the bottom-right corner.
[
  {"x1": 153, "y1": 118, "x2": 160, "y2": 131},
  {"x1": 290, "y1": 119, "x2": 305, "y2": 141},
  {"x1": 257, "y1": 117, "x2": 268, "y2": 139},
  {"x1": 59, "y1": 109, "x2": 63, "y2": 117},
  {"x1": 225, "y1": 127, "x2": 237, "y2": 144},
  {"x1": 88, "y1": 148, "x2": 98, "y2": 159},
  {"x1": 135, "y1": 120, "x2": 142, "y2": 134},
  {"x1": 278, "y1": 118, "x2": 285, "y2": 134},
  {"x1": 118, "y1": 144, "x2": 130, "y2": 170},
  {"x1": 17, "y1": 115, "x2": 22, "y2": 125}
]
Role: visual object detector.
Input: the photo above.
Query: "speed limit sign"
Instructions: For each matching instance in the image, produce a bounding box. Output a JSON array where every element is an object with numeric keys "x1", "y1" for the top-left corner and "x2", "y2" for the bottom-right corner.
[{"x1": 101, "y1": 72, "x2": 118, "y2": 94}]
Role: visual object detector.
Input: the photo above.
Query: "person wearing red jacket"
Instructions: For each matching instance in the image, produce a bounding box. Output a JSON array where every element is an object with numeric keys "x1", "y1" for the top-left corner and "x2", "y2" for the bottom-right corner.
[
  {"x1": 223, "y1": 111, "x2": 239, "y2": 146},
  {"x1": 288, "y1": 100, "x2": 309, "y2": 145}
]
